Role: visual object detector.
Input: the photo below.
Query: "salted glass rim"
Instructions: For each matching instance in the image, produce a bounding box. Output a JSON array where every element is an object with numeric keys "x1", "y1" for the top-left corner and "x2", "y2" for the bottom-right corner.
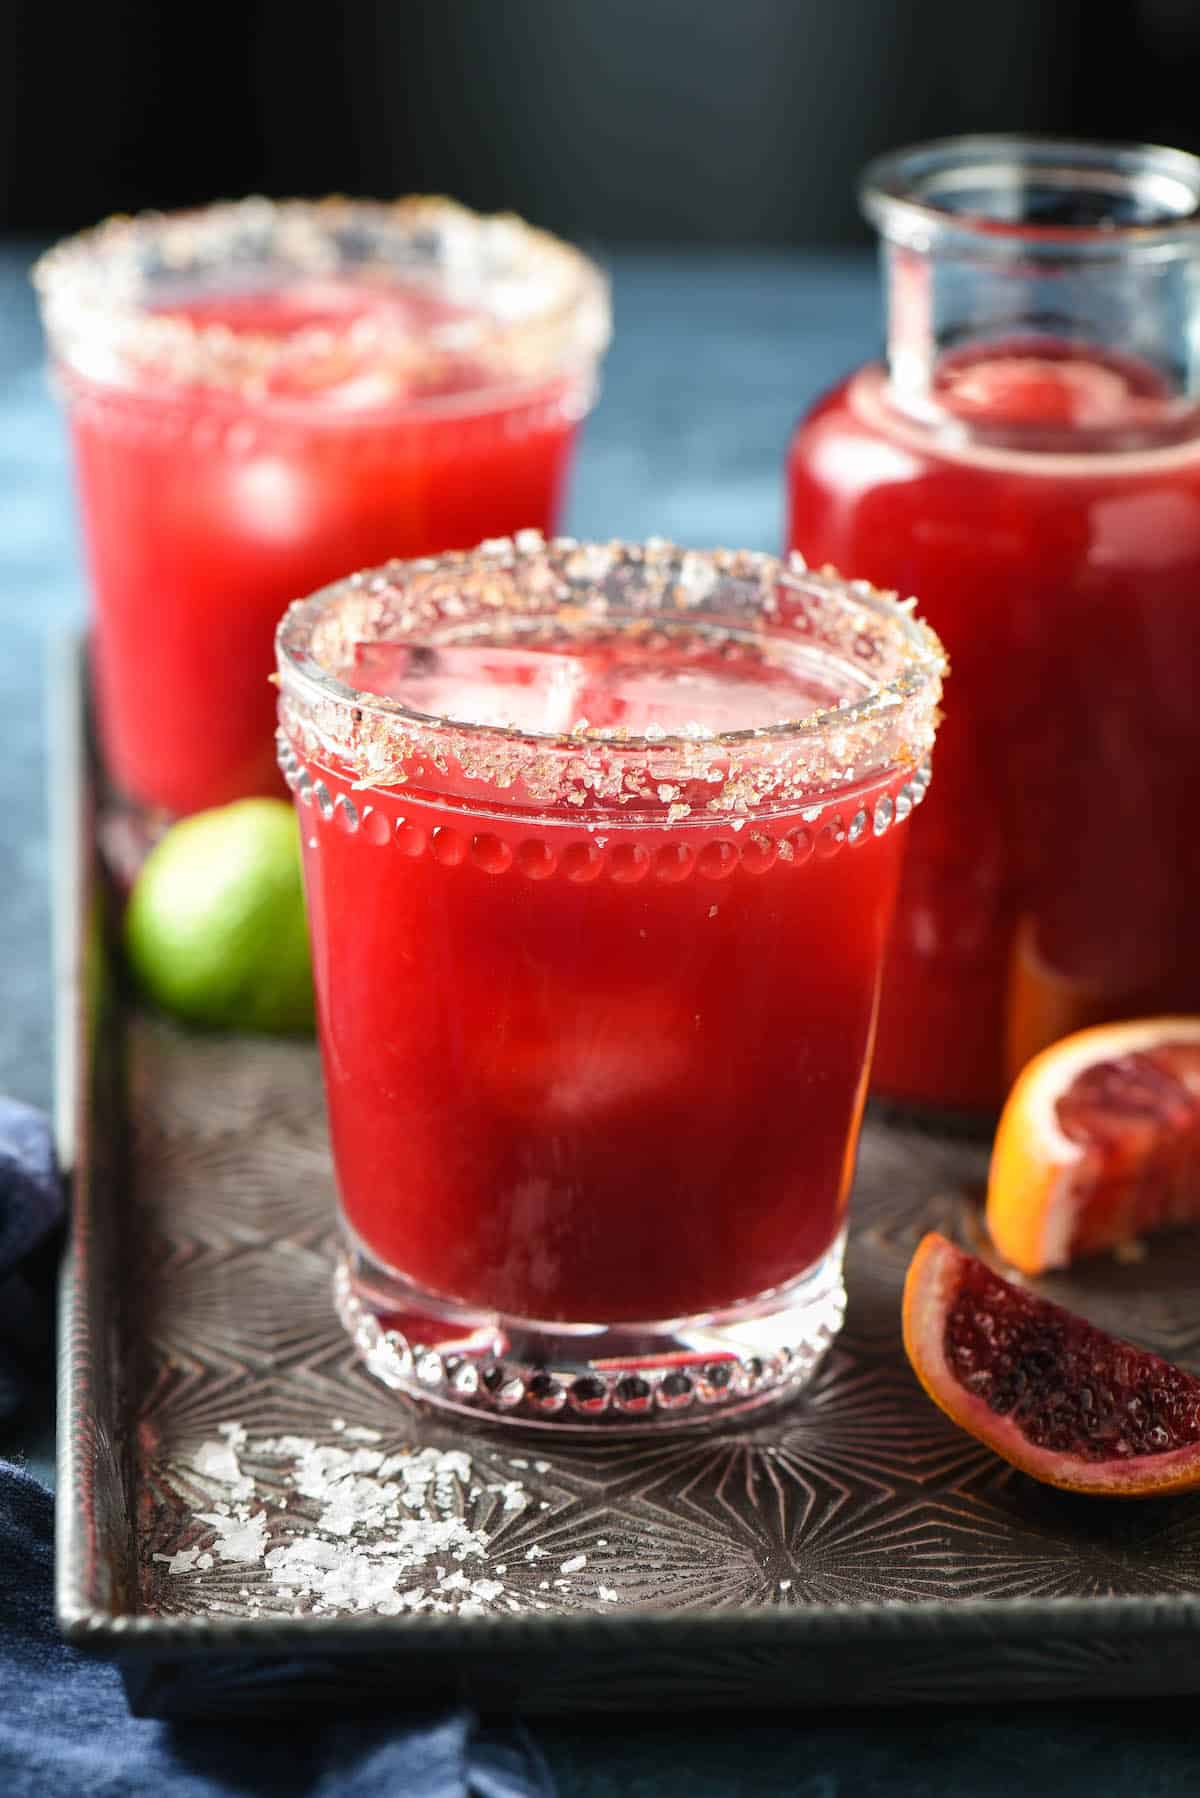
[
  {"x1": 862, "y1": 135, "x2": 1200, "y2": 258},
  {"x1": 32, "y1": 195, "x2": 612, "y2": 407},
  {"x1": 275, "y1": 534, "x2": 946, "y2": 766}
]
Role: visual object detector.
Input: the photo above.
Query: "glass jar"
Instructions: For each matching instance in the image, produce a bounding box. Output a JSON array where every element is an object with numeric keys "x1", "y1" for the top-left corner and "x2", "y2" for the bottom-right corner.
[
  {"x1": 276, "y1": 535, "x2": 944, "y2": 1428},
  {"x1": 35, "y1": 198, "x2": 610, "y2": 823},
  {"x1": 787, "y1": 137, "x2": 1200, "y2": 1114}
]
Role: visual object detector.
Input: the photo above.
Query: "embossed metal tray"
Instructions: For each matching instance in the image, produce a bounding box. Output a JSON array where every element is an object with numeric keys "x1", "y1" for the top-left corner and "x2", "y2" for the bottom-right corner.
[{"x1": 52, "y1": 637, "x2": 1200, "y2": 1719}]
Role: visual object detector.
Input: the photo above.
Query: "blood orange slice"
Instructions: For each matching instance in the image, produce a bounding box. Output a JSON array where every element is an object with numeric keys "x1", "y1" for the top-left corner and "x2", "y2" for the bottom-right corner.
[
  {"x1": 987, "y1": 1018, "x2": 1200, "y2": 1275},
  {"x1": 903, "y1": 1232, "x2": 1200, "y2": 1495}
]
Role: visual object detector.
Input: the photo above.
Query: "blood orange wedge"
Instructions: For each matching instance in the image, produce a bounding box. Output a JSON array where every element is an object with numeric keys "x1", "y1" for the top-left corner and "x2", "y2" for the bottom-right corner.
[
  {"x1": 903, "y1": 1232, "x2": 1200, "y2": 1496},
  {"x1": 987, "y1": 1018, "x2": 1200, "y2": 1276}
]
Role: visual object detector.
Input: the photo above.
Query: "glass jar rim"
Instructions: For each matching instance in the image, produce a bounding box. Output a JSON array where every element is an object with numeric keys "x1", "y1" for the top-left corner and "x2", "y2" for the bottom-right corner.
[
  {"x1": 33, "y1": 195, "x2": 611, "y2": 408},
  {"x1": 861, "y1": 135, "x2": 1200, "y2": 259},
  {"x1": 275, "y1": 535, "x2": 946, "y2": 821}
]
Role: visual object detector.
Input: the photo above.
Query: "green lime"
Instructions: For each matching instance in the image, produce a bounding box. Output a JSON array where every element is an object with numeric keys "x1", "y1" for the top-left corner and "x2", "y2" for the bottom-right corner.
[{"x1": 125, "y1": 799, "x2": 314, "y2": 1035}]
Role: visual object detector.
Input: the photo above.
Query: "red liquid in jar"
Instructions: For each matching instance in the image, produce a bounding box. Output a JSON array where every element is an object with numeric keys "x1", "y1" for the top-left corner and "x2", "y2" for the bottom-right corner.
[
  {"x1": 788, "y1": 346, "x2": 1200, "y2": 1112},
  {"x1": 291, "y1": 627, "x2": 910, "y2": 1324},
  {"x1": 65, "y1": 282, "x2": 583, "y2": 817}
]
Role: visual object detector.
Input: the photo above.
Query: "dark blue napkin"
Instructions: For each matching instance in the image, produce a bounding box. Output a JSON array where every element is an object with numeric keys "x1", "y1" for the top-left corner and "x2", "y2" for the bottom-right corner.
[
  {"x1": 0, "y1": 1101, "x2": 551, "y2": 1797},
  {"x1": 0, "y1": 1096, "x2": 61, "y2": 1423}
]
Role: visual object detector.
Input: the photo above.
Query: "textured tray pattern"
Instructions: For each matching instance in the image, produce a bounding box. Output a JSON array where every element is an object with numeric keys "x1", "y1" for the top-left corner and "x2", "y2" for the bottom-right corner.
[{"x1": 54, "y1": 642, "x2": 1200, "y2": 1717}]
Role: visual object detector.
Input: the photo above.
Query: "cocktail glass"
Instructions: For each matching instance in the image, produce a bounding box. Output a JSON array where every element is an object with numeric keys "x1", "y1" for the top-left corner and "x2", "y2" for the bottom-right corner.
[
  {"x1": 276, "y1": 535, "x2": 945, "y2": 1429},
  {"x1": 35, "y1": 199, "x2": 609, "y2": 825}
]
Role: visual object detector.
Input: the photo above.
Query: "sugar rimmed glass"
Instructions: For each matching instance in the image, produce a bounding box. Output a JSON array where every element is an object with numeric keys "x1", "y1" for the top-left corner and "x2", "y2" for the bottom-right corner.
[
  {"x1": 34, "y1": 198, "x2": 610, "y2": 828},
  {"x1": 276, "y1": 535, "x2": 945, "y2": 1430}
]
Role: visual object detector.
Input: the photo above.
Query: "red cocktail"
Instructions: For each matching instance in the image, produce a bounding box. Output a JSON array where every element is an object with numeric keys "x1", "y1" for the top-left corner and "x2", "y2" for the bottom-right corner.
[
  {"x1": 35, "y1": 200, "x2": 609, "y2": 819},
  {"x1": 788, "y1": 138, "x2": 1200, "y2": 1114},
  {"x1": 276, "y1": 537, "x2": 944, "y2": 1428}
]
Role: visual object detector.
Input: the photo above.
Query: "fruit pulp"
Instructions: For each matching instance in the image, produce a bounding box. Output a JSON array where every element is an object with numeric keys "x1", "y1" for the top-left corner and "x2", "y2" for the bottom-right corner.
[
  {"x1": 788, "y1": 347, "x2": 1200, "y2": 1112},
  {"x1": 290, "y1": 626, "x2": 911, "y2": 1326},
  {"x1": 65, "y1": 282, "x2": 583, "y2": 817},
  {"x1": 904, "y1": 1231, "x2": 1200, "y2": 1495},
  {"x1": 987, "y1": 1018, "x2": 1200, "y2": 1274}
]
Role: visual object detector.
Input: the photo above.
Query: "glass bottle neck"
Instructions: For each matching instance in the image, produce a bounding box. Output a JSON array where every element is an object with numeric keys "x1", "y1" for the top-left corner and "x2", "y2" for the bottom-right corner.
[{"x1": 866, "y1": 139, "x2": 1200, "y2": 452}]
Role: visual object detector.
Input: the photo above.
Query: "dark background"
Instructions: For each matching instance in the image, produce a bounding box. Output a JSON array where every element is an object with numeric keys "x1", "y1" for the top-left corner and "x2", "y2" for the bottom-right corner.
[{"x1": 4, "y1": 0, "x2": 1200, "y2": 244}]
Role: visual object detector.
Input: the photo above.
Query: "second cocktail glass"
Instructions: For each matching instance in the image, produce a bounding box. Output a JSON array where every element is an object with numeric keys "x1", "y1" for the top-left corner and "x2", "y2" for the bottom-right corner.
[
  {"x1": 276, "y1": 535, "x2": 945, "y2": 1429},
  {"x1": 35, "y1": 198, "x2": 609, "y2": 821}
]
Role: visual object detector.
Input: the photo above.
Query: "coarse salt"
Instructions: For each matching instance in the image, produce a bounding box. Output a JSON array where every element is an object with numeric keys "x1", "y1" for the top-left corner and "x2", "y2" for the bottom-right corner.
[{"x1": 165, "y1": 1425, "x2": 533, "y2": 1621}]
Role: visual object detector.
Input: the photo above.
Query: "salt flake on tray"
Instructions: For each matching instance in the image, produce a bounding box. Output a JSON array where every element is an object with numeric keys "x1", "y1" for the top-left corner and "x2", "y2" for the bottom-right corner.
[
  {"x1": 158, "y1": 1423, "x2": 617, "y2": 1620},
  {"x1": 191, "y1": 1421, "x2": 254, "y2": 1500},
  {"x1": 194, "y1": 1508, "x2": 269, "y2": 1564},
  {"x1": 153, "y1": 1547, "x2": 212, "y2": 1575}
]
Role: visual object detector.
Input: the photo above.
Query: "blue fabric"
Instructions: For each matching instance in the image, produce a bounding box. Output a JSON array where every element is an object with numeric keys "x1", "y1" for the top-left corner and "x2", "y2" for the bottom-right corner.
[
  {"x1": 0, "y1": 1096, "x2": 61, "y2": 1423},
  {"x1": 0, "y1": 1101, "x2": 549, "y2": 1797}
]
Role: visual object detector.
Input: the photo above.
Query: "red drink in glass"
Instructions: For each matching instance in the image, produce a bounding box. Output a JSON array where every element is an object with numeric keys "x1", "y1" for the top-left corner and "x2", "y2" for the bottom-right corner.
[
  {"x1": 276, "y1": 537, "x2": 944, "y2": 1428},
  {"x1": 35, "y1": 200, "x2": 609, "y2": 820},
  {"x1": 787, "y1": 138, "x2": 1200, "y2": 1114}
]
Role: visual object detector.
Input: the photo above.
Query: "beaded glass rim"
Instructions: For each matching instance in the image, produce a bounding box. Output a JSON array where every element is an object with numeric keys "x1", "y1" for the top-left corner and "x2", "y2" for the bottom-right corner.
[
  {"x1": 33, "y1": 195, "x2": 611, "y2": 406},
  {"x1": 275, "y1": 534, "x2": 946, "y2": 821},
  {"x1": 862, "y1": 135, "x2": 1200, "y2": 259}
]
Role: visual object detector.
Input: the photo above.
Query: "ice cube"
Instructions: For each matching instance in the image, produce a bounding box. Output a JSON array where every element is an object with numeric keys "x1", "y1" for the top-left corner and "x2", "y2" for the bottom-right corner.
[
  {"x1": 572, "y1": 658, "x2": 846, "y2": 737},
  {"x1": 351, "y1": 641, "x2": 592, "y2": 733}
]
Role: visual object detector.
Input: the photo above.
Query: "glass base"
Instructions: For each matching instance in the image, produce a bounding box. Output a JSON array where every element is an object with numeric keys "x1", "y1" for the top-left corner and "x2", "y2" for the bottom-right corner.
[{"x1": 334, "y1": 1229, "x2": 847, "y2": 1432}]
